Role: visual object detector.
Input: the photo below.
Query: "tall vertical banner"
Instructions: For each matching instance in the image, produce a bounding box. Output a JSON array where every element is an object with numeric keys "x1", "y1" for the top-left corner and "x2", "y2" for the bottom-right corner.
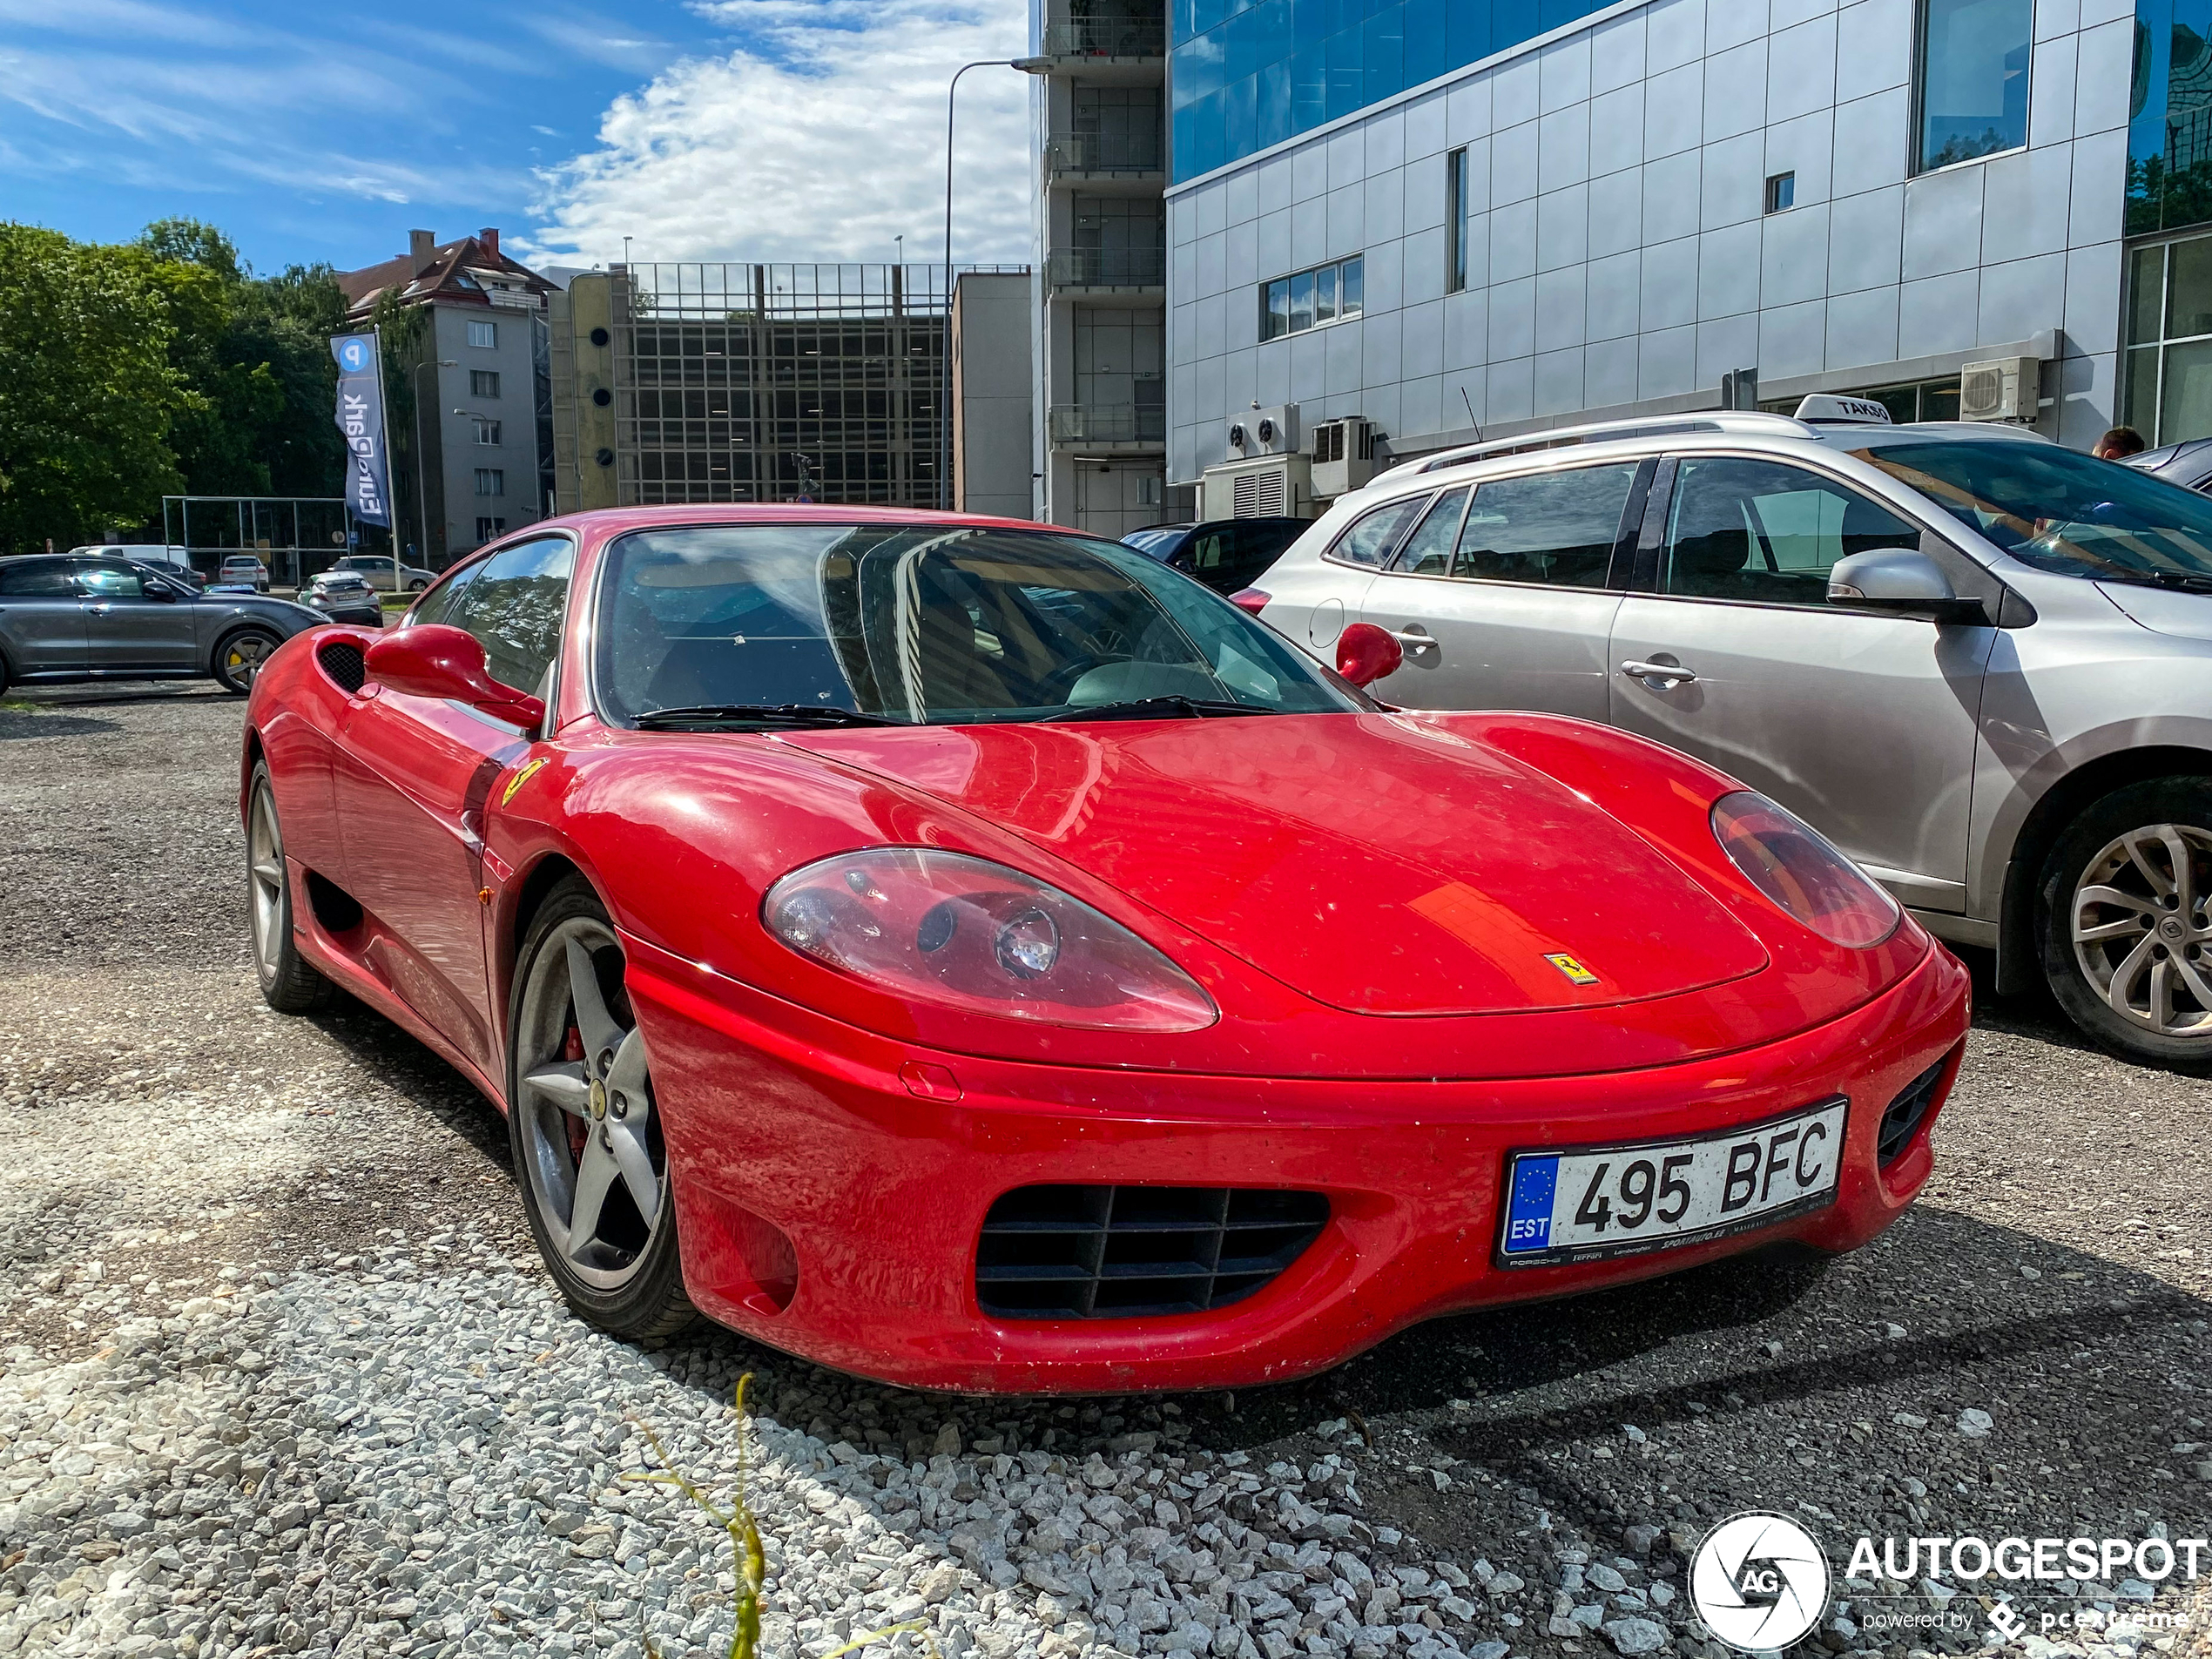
[{"x1": 330, "y1": 334, "x2": 393, "y2": 528}]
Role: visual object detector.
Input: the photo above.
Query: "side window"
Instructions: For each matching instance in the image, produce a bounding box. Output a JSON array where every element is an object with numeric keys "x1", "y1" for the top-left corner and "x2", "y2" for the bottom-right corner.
[
  {"x1": 0, "y1": 559, "x2": 78, "y2": 597},
  {"x1": 1221, "y1": 520, "x2": 1301, "y2": 586},
  {"x1": 1326, "y1": 495, "x2": 1429, "y2": 567},
  {"x1": 1661, "y1": 458, "x2": 1921, "y2": 605},
  {"x1": 74, "y1": 561, "x2": 147, "y2": 598},
  {"x1": 1453, "y1": 464, "x2": 1640, "y2": 587},
  {"x1": 444, "y1": 537, "x2": 575, "y2": 691},
  {"x1": 1391, "y1": 488, "x2": 1471, "y2": 575},
  {"x1": 1185, "y1": 529, "x2": 1229, "y2": 574},
  {"x1": 408, "y1": 558, "x2": 486, "y2": 630}
]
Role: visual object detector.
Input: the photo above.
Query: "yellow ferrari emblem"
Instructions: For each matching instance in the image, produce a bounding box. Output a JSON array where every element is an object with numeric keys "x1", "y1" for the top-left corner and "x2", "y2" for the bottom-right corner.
[
  {"x1": 500, "y1": 756, "x2": 549, "y2": 807},
  {"x1": 1545, "y1": 952, "x2": 1600, "y2": 987}
]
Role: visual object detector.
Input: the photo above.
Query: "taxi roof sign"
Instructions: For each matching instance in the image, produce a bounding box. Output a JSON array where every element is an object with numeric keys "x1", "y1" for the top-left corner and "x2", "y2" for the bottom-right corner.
[{"x1": 1794, "y1": 394, "x2": 1894, "y2": 425}]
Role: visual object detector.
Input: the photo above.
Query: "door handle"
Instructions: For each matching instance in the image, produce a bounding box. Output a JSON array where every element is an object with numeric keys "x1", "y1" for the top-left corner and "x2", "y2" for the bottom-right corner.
[
  {"x1": 1387, "y1": 629, "x2": 1439, "y2": 652},
  {"x1": 1620, "y1": 658, "x2": 1697, "y2": 686},
  {"x1": 84, "y1": 603, "x2": 113, "y2": 616}
]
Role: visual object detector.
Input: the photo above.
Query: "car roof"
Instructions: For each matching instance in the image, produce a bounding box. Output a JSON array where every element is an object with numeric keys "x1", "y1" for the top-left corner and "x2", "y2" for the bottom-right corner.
[{"x1": 516, "y1": 502, "x2": 1075, "y2": 541}]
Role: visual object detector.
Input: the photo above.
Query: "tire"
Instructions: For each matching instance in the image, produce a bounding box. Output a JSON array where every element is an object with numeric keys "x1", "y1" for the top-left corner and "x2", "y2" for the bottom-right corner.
[
  {"x1": 507, "y1": 876, "x2": 695, "y2": 1338},
  {"x1": 0, "y1": 651, "x2": 10, "y2": 698},
  {"x1": 246, "y1": 762, "x2": 334, "y2": 1014},
  {"x1": 407, "y1": 579, "x2": 428, "y2": 592},
  {"x1": 2038, "y1": 776, "x2": 2212, "y2": 1068},
  {"x1": 212, "y1": 627, "x2": 283, "y2": 694}
]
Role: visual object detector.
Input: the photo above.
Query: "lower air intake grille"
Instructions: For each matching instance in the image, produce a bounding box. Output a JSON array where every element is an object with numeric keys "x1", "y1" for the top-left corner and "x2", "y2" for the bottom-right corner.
[
  {"x1": 1877, "y1": 1057, "x2": 1947, "y2": 1167},
  {"x1": 976, "y1": 1185, "x2": 1328, "y2": 1320},
  {"x1": 315, "y1": 640, "x2": 367, "y2": 694}
]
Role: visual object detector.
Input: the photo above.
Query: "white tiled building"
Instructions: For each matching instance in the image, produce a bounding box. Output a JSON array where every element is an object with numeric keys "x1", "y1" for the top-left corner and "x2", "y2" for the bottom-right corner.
[{"x1": 1164, "y1": 0, "x2": 2138, "y2": 486}]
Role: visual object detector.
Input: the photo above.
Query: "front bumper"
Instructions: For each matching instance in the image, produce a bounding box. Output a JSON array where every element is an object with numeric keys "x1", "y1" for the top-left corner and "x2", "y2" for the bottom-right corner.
[{"x1": 625, "y1": 935, "x2": 1969, "y2": 1394}]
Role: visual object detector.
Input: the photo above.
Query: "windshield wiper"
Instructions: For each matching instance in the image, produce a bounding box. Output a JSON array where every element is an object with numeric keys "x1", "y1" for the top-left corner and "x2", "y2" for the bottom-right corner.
[
  {"x1": 1042, "y1": 695, "x2": 1274, "y2": 722},
  {"x1": 631, "y1": 704, "x2": 909, "y2": 730},
  {"x1": 2094, "y1": 568, "x2": 2212, "y2": 596}
]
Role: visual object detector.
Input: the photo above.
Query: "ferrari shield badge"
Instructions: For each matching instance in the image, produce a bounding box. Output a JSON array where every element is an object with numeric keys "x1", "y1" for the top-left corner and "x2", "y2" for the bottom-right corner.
[
  {"x1": 1544, "y1": 952, "x2": 1600, "y2": 987},
  {"x1": 500, "y1": 756, "x2": 549, "y2": 807}
]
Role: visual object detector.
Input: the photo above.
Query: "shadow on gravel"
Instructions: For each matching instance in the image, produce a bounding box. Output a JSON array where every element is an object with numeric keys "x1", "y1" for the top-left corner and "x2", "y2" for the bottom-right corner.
[{"x1": 0, "y1": 710, "x2": 123, "y2": 741}]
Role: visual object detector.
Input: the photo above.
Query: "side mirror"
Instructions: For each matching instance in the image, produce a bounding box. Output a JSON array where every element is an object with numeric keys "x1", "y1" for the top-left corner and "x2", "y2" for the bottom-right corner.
[
  {"x1": 1828, "y1": 549, "x2": 1988, "y2": 624},
  {"x1": 365, "y1": 624, "x2": 546, "y2": 728},
  {"x1": 145, "y1": 580, "x2": 180, "y2": 602},
  {"x1": 1334, "y1": 621, "x2": 1404, "y2": 686}
]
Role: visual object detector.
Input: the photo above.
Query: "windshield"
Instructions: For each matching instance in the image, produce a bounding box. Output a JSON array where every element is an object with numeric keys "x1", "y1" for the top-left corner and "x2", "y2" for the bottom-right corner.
[
  {"x1": 1853, "y1": 440, "x2": 2212, "y2": 583},
  {"x1": 593, "y1": 523, "x2": 1366, "y2": 727}
]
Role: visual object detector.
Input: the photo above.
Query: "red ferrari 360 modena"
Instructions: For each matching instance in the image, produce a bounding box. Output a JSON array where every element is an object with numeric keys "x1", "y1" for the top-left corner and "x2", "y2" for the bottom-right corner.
[{"x1": 242, "y1": 505, "x2": 1968, "y2": 1393}]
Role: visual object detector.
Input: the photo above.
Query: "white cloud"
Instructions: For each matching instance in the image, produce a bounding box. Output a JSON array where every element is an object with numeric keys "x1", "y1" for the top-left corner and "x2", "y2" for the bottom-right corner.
[{"x1": 526, "y1": 0, "x2": 1035, "y2": 267}]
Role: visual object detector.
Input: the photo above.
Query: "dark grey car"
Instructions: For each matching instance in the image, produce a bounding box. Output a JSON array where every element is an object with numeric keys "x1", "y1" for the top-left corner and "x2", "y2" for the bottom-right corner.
[{"x1": 0, "y1": 554, "x2": 323, "y2": 696}]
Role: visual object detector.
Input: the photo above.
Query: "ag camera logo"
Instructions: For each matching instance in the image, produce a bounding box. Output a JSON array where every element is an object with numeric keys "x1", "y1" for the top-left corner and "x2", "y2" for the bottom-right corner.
[{"x1": 1691, "y1": 1512, "x2": 1831, "y2": 1652}]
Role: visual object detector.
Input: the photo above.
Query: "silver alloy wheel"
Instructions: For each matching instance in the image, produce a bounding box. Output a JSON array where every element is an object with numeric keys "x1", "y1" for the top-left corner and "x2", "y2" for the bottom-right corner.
[
  {"x1": 515, "y1": 919, "x2": 668, "y2": 1290},
  {"x1": 2071, "y1": 821, "x2": 2212, "y2": 1036},
  {"x1": 223, "y1": 632, "x2": 273, "y2": 686},
  {"x1": 247, "y1": 779, "x2": 286, "y2": 981}
]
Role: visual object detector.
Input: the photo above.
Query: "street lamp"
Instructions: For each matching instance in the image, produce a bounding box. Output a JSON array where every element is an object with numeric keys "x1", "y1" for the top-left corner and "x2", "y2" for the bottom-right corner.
[
  {"x1": 410, "y1": 357, "x2": 457, "y2": 583},
  {"x1": 943, "y1": 55, "x2": 1051, "y2": 512}
]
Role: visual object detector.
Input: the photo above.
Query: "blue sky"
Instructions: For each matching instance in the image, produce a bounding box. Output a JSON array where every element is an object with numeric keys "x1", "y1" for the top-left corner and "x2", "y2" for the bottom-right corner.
[{"x1": 0, "y1": 0, "x2": 1035, "y2": 275}]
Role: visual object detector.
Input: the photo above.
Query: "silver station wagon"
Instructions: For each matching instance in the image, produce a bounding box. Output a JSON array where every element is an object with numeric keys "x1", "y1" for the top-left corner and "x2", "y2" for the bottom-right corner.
[{"x1": 1247, "y1": 402, "x2": 2212, "y2": 1069}]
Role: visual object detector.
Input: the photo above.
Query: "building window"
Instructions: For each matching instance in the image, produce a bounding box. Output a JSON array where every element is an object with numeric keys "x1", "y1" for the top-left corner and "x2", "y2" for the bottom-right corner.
[
  {"x1": 470, "y1": 369, "x2": 502, "y2": 398},
  {"x1": 473, "y1": 419, "x2": 502, "y2": 446},
  {"x1": 475, "y1": 468, "x2": 505, "y2": 496},
  {"x1": 1915, "y1": 0, "x2": 2032, "y2": 172},
  {"x1": 2123, "y1": 234, "x2": 2212, "y2": 444},
  {"x1": 1447, "y1": 149, "x2": 1473, "y2": 292},
  {"x1": 1261, "y1": 255, "x2": 1364, "y2": 341},
  {"x1": 467, "y1": 320, "x2": 497, "y2": 349},
  {"x1": 1764, "y1": 172, "x2": 1797, "y2": 213},
  {"x1": 475, "y1": 516, "x2": 506, "y2": 540}
]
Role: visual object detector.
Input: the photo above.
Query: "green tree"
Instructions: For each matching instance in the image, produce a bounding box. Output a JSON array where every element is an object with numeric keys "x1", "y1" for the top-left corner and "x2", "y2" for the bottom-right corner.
[{"x1": 0, "y1": 223, "x2": 192, "y2": 552}]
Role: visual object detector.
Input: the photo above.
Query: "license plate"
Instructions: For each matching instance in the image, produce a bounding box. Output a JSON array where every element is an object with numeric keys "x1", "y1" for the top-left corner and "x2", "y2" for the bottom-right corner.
[{"x1": 1496, "y1": 1098, "x2": 1848, "y2": 1267}]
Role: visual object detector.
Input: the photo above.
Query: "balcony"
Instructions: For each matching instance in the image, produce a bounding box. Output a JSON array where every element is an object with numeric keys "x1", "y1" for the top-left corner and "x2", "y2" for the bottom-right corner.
[
  {"x1": 1049, "y1": 402, "x2": 1166, "y2": 445},
  {"x1": 1047, "y1": 132, "x2": 1164, "y2": 178},
  {"x1": 1048, "y1": 246, "x2": 1165, "y2": 291},
  {"x1": 1041, "y1": 16, "x2": 1165, "y2": 57}
]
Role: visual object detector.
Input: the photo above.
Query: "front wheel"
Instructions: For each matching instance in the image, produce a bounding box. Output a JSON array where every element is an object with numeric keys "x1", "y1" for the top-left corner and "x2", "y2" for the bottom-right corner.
[
  {"x1": 508, "y1": 878, "x2": 694, "y2": 1338},
  {"x1": 407, "y1": 578, "x2": 428, "y2": 592},
  {"x1": 213, "y1": 627, "x2": 282, "y2": 694},
  {"x1": 2039, "y1": 777, "x2": 2212, "y2": 1068}
]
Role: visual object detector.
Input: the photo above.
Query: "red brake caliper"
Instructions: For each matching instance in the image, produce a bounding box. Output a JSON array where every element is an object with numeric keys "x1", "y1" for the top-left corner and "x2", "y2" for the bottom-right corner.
[{"x1": 562, "y1": 1026, "x2": 588, "y2": 1165}]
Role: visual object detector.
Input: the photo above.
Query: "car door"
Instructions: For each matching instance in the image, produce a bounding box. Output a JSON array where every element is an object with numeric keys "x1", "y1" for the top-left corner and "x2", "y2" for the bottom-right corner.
[
  {"x1": 73, "y1": 559, "x2": 201, "y2": 671},
  {"x1": 0, "y1": 557, "x2": 89, "y2": 673},
  {"x1": 334, "y1": 535, "x2": 574, "y2": 1075},
  {"x1": 1356, "y1": 460, "x2": 1649, "y2": 718},
  {"x1": 1607, "y1": 453, "x2": 1998, "y2": 913}
]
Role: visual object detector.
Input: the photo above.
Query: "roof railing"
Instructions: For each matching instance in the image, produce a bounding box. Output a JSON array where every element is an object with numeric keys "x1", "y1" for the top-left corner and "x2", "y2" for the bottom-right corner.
[{"x1": 1378, "y1": 409, "x2": 1817, "y2": 486}]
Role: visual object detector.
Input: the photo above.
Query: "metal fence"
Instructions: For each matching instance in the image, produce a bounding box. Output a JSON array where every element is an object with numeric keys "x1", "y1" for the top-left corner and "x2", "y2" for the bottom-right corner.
[{"x1": 159, "y1": 496, "x2": 364, "y2": 588}]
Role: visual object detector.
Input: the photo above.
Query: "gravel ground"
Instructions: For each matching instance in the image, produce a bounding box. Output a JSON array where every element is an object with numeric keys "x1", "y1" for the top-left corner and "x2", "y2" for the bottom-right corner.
[{"x1": 0, "y1": 685, "x2": 2207, "y2": 1659}]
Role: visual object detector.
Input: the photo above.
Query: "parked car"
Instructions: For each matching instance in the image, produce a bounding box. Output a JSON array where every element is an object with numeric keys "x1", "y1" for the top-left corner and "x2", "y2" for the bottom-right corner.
[
  {"x1": 67, "y1": 544, "x2": 205, "y2": 590},
  {"x1": 2123, "y1": 437, "x2": 2212, "y2": 493},
  {"x1": 0, "y1": 554, "x2": 320, "y2": 694},
  {"x1": 1244, "y1": 400, "x2": 2212, "y2": 1069},
  {"x1": 219, "y1": 556, "x2": 270, "y2": 593},
  {"x1": 301, "y1": 570, "x2": 385, "y2": 627},
  {"x1": 328, "y1": 553, "x2": 435, "y2": 592},
  {"x1": 241, "y1": 505, "x2": 1966, "y2": 1390},
  {"x1": 1123, "y1": 517, "x2": 1308, "y2": 595}
]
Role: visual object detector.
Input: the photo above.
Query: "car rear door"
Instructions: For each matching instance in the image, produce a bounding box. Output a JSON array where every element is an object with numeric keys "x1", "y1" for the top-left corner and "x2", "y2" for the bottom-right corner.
[
  {"x1": 1356, "y1": 460, "x2": 1649, "y2": 718},
  {"x1": 334, "y1": 535, "x2": 572, "y2": 1074},
  {"x1": 74, "y1": 559, "x2": 201, "y2": 671},
  {"x1": 1606, "y1": 453, "x2": 1997, "y2": 913},
  {"x1": 0, "y1": 558, "x2": 88, "y2": 673}
]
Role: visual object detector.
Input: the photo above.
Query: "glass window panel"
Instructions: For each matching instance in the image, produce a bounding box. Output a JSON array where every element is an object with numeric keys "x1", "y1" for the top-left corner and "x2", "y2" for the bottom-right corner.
[
  {"x1": 2124, "y1": 344, "x2": 2164, "y2": 439},
  {"x1": 1339, "y1": 255, "x2": 1364, "y2": 314},
  {"x1": 1315, "y1": 263, "x2": 1338, "y2": 322},
  {"x1": 1916, "y1": 0, "x2": 2032, "y2": 171},
  {"x1": 447, "y1": 535, "x2": 576, "y2": 694},
  {"x1": 2168, "y1": 235, "x2": 2212, "y2": 338},
  {"x1": 2160, "y1": 337, "x2": 2212, "y2": 444},
  {"x1": 1289, "y1": 270, "x2": 1317, "y2": 331},
  {"x1": 1447, "y1": 149, "x2": 1468, "y2": 291},
  {"x1": 1393, "y1": 487, "x2": 1470, "y2": 573},
  {"x1": 2130, "y1": 245, "x2": 2168, "y2": 346},
  {"x1": 1454, "y1": 464, "x2": 1639, "y2": 586},
  {"x1": 1329, "y1": 494, "x2": 1429, "y2": 565},
  {"x1": 1661, "y1": 459, "x2": 1918, "y2": 604}
]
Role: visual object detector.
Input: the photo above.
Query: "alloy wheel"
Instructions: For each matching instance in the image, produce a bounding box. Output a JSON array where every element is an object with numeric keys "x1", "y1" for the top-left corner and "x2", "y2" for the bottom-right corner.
[
  {"x1": 224, "y1": 633, "x2": 273, "y2": 686},
  {"x1": 2070, "y1": 821, "x2": 2212, "y2": 1037},
  {"x1": 247, "y1": 780, "x2": 286, "y2": 981},
  {"x1": 515, "y1": 920, "x2": 669, "y2": 1289}
]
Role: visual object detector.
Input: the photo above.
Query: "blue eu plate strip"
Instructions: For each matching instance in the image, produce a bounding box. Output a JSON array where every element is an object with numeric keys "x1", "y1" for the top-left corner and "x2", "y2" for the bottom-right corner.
[{"x1": 1501, "y1": 1156, "x2": 1559, "y2": 1255}]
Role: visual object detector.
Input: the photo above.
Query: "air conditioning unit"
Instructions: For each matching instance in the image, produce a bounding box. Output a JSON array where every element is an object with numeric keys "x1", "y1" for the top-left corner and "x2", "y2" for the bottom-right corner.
[
  {"x1": 1200, "y1": 453, "x2": 1312, "y2": 519},
  {"x1": 1227, "y1": 403, "x2": 1299, "y2": 457},
  {"x1": 1959, "y1": 356, "x2": 2042, "y2": 422},
  {"x1": 1310, "y1": 416, "x2": 1378, "y2": 497}
]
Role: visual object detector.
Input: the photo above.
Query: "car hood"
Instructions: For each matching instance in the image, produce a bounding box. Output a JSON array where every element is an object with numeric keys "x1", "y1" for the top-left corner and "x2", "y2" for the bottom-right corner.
[
  {"x1": 788, "y1": 714, "x2": 1769, "y2": 1015},
  {"x1": 2097, "y1": 579, "x2": 2212, "y2": 641}
]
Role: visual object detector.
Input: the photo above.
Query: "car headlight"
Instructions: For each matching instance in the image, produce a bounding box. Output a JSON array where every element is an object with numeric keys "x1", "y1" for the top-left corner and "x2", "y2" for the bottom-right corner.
[
  {"x1": 1710, "y1": 791, "x2": 1900, "y2": 948},
  {"x1": 763, "y1": 847, "x2": 1217, "y2": 1032}
]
